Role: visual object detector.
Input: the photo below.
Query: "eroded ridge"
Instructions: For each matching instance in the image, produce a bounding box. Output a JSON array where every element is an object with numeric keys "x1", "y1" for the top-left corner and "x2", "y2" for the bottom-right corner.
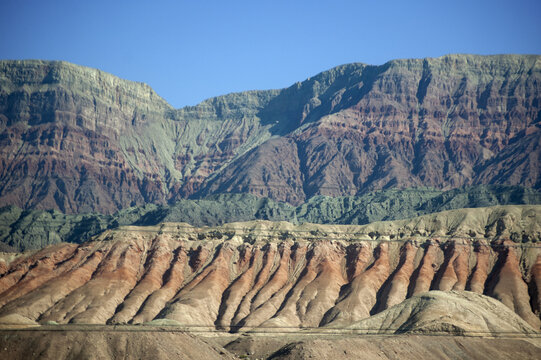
[{"x1": 0, "y1": 207, "x2": 540, "y2": 331}]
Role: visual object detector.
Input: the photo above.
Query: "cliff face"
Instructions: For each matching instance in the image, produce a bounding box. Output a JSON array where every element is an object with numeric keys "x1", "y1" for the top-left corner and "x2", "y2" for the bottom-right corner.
[
  {"x1": 0, "y1": 55, "x2": 540, "y2": 213},
  {"x1": 198, "y1": 55, "x2": 541, "y2": 203},
  {"x1": 0, "y1": 60, "x2": 175, "y2": 213},
  {"x1": 0, "y1": 206, "x2": 540, "y2": 331}
]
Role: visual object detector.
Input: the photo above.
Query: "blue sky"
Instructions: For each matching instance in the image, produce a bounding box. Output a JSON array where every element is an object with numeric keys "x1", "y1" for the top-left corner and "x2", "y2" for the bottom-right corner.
[{"x1": 1, "y1": 0, "x2": 540, "y2": 108}]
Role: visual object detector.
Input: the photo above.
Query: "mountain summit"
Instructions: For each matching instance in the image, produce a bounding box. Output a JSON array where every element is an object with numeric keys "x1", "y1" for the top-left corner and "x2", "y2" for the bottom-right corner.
[{"x1": 0, "y1": 55, "x2": 539, "y2": 213}]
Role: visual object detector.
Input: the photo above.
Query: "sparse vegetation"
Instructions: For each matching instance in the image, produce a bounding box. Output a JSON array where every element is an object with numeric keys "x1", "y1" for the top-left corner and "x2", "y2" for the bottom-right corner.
[{"x1": 0, "y1": 185, "x2": 540, "y2": 251}]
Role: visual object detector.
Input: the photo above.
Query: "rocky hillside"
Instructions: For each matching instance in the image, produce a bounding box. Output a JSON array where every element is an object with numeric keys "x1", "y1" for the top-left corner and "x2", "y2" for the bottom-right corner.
[
  {"x1": 0, "y1": 205, "x2": 540, "y2": 332},
  {"x1": 2, "y1": 185, "x2": 539, "y2": 251},
  {"x1": 0, "y1": 55, "x2": 540, "y2": 213}
]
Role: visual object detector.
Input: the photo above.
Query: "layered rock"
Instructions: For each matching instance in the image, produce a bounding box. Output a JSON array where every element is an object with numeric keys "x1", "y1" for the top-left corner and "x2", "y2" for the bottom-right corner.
[
  {"x1": 2, "y1": 185, "x2": 540, "y2": 252},
  {"x1": 0, "y1": 206, "x2": 540, "y2": 331},
  {"x1": 0, "y1": 55, "x2": 540, "y2": 213}
]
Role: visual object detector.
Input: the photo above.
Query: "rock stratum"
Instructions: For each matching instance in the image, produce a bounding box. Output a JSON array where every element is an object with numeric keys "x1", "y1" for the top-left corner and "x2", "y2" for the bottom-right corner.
[
  {"x1": 1, "y1": 55, "x2": 540, "y2": 214},
  {"x1": 0, "y1": 205, "x2": 540, "y2": 334},
  {"x1": 2, "y1": 185, "x2": 539, "y2": 252}
]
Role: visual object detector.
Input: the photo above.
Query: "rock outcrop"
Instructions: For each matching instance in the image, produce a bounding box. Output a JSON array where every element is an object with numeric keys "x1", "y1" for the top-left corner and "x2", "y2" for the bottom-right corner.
[
  {"x1": 0, "y1": 205, "x2": 540, "y2": 331},
  {"x1": 2, "y1": 185, "x2": 540, "y2": 252},
  {"x1": 0, "y1": 55, "x2": 540, "y2": 213}
]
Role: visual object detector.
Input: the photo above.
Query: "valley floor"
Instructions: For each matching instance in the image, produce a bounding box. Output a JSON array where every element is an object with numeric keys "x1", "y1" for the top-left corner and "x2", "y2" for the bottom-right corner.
[{"x1": 0, "y1": 325, "x2": 540, "y2": 360}]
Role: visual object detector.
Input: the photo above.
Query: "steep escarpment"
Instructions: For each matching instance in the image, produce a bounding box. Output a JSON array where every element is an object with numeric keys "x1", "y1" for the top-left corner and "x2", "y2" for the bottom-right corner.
[
  {"x1": 0, "y1": 60, "x2": 175, "y2": 213},
  {"x1": 0, "y1": 55, "x2": 540, "y2": 213},
  {"x1": 196, "y1": 55, "x2": 541, "y2": 202},
  {"x1": 0, "y1": 206, "x2": 540, "y2": 331}
]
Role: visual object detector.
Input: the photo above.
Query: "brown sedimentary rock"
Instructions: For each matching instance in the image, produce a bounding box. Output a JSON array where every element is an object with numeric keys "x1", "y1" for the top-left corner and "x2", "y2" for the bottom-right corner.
[
  {"x1": 0, "y1": 244, "x2": 77, "y2": 294},
  {"x1": 259, "y1": 257, "x2": 318, "y2": 329},
  {"x1": 197, "y1": 56, "x2": 541, "y2": 204},
  {"x1": 346, "y1": 243, "x2": 373, "y2": 281},
  {"x1": 231, "y1": 243, "x2": 277, "y2": 326},
  {"x1": 0, "y1": 263, "x2": 32, "y2": 295},
  {"x1": 296, "y1": 245, "x2": 347, "y2": 327},
  {"x1": 321, "y1": 243, "x2": 390, "y2": 327},
  {"x1": 131, "y1": 245, "x2": 187, "y2": 324},
  {"x1": 0, "y1": 244, "x2": 79, "y2": 306},
  {"x1": 238, "y1": 243, "x2": 294, "y2": 330},
  {"x1": 109, "y1": 237, "x2": 173, "y2": 324},
  {"x1": 411, "y1": 243, "x2": 439, "y2": 295},
  {"x1": 260, "y1": 243, "x2": 347, "y2": 329},
  {"x1": 487, "y1": 241, "x2": 541, "y2": 329},
  {"x1": 380, "y1": 241, "x2": 418, "y2": 310},
  {"x1": 249, "y1": 243, "x2": 292, "y2": 311},
  {"x1": 39, "y1": 240, "x2": 145, "y2": 324},
  {"x1": 468, "y1": 242, "x2": 491, "y2": 293},
  {"x1": 451, "y1": 242, "x2": 470, "y2": 291},
  {"x1": 216, "y1": 247, "x2": 258, "y2": 329},
  {"x1": 0, "y1": 248, "x2": 104, "y2": 321},
  {"x1": 2, "y1": 56, "x2": 540, "y2": 212},
  {"x1": 434, "y1": 241, "x2": 469, "y2": 291},
  {"x1": 1, "y1": 214, "x2": 540, "y2": 331},
  {"x1": 434, "y1": 243, "x2": 458, "y2": 291},
  {"x1": 157, "y1": 244, "x2": 233, "y2": 327},
  {"x1": 184, "y1": 245, "x2": 211, "y2": 286}
]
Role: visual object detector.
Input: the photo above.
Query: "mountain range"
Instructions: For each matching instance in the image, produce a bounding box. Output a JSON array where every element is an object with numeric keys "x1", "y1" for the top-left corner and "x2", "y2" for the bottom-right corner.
[
  {"x1": 1, "y1": 55, "x2": 541, "y2": 358},
  {"x1": 1, "y1": 54, "x2": 539, "y2": 215}
]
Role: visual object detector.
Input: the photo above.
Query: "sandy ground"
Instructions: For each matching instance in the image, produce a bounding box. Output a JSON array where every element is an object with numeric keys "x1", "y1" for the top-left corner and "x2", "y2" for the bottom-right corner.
[{"x1": 0, "y1": 325, "x2": 540, "y2": 360}]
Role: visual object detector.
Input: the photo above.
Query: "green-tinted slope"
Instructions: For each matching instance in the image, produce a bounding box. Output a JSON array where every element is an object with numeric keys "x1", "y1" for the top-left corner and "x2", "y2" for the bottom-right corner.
[{"x1": 1, "y1": 185, "x2": 539, "y2": 251}]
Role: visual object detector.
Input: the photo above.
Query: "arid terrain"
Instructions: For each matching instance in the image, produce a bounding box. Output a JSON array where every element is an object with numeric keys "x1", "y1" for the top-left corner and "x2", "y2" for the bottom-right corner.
[
  {"x1": 1, "y1": 328, "x2": 540, "y2": 360},
  {"x1": 1, "y1": 55, "x2": 539, "y2": 213},
  {"x1": 0, "y1": 206, "x2": 540, "y2": 358},
  {"x1": 0, "y1": 54, "x2": 540, "y2": 359}
]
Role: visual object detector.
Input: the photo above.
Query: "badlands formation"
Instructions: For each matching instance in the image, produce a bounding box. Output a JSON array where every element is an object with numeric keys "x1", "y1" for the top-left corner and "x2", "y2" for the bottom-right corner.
[
  {"x1": 0, "y1": 205, "x2": 540, "y2": 358},
  {"x1": 0, "y1": 205, "x2": 540, "y2": 330},
  {"x1": 0, "y1": 54, "x2": 540, "y2": 358}
]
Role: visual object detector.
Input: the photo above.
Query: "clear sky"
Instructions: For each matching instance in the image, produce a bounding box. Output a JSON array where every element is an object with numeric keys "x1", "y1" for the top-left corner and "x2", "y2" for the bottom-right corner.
[{"x1": 1, "y1": 0, "x2": 540, "y2": 108}]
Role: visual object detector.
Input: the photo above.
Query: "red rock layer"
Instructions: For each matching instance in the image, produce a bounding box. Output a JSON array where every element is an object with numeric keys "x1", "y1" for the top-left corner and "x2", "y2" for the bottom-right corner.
[
  {"x1": 109, "y1": 236, "x2": 173, "y2": 324},
  {"x1": 1, "y1": 56, "x2": 540, "y2": 212},
  {"x1": 321, "y1": 243, "x2": 390, "y2": 327},
  {"x1": 379, "y1": 241, "x2": 417, "y2": 311},
  {"x1": 468, "y1": 241, "x2": 492, "y2": 294},
  {"x1": 410, "y1": 242, "x2": 439, "y2": 296},
  {"x1": 0, "y1": 236, "x2": 540, "y2": 331},
  {"x1": 485, "y1": 242, "x2": 541, "y2": 328}
]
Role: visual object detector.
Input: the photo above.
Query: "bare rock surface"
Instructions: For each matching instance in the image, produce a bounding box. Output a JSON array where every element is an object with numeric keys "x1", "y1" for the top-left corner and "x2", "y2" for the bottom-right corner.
[
  {"x1": 1, "y1": 55, "x2": 540, "y2": 213},
  {"x1": 0, "y1": 206, "x2": 540, "y2": 332},
  {"x1": 256, "y1": 335, "x2": 541, "y2": 360}
]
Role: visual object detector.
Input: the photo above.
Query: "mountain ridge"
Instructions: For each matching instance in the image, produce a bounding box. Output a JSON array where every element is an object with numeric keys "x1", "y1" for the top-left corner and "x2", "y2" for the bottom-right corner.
[
  {"x1": 1, "y1": 185, "x2": 539, "y2": 251},
  {"x1": 0, "y1": 54, "x2": 540, "y2": 213}
]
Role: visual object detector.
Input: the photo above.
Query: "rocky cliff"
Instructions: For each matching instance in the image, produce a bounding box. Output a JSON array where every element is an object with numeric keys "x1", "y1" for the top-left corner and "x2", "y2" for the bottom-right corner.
[
  {"x1": 0, "y1": 205, "x2": 540, "y2": 331},
  {"x1": 0, "y1": 55, "x2": 540, "y2": 213}
]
